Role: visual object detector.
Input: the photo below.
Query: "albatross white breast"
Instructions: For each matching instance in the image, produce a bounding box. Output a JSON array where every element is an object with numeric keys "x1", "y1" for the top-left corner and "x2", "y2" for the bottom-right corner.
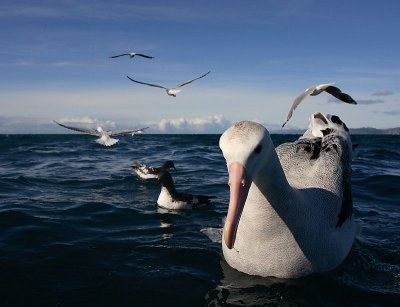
[{"x1": 219, "y1": 113, "x2": 356, "y2": 278}]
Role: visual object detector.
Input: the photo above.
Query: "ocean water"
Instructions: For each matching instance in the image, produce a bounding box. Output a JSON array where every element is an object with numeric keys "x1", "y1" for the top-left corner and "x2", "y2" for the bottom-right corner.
[{"x1": 0, "y1": 133, "x2": 399, "y2": 306}]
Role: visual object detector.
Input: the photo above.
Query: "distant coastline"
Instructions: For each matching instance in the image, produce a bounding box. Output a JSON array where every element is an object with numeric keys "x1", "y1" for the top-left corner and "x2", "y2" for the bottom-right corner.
[
  {"x1": 1, "y1": 127, "x2": 399, "y2": 135},
  {"x1": 271, "y1": 127, "x2": 400, "y2": 135}
]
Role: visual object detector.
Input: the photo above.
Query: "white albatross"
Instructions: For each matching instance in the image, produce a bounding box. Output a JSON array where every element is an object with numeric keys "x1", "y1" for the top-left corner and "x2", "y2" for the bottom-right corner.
[
  {"x1": 219, "y1": 112, "x2": 356, "y2": 278},
  {"x1": 282, "y1": 83, "x2": 357, "y2": 128},
  {"x1": 126, "y1": 71, "x2": 210, "y2": 97},
  {"x1": 109, "y1": 52, "x2": 154, "y2": 59},
  {"x1": 53, "y1": 120, "x2": 149, "y2": 147}
]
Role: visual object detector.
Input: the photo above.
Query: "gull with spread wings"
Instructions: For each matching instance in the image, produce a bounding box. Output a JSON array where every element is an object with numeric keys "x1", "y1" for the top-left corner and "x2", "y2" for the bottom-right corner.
[
  {"x1": 109, "y1": 52, "x2": 154, "y2": 59},
  {"x1": 53, "y1": 120, "x2": 149, "y2": 147},
  {"x1": 282, "y1": 83, "x2": 357, "y2": 128},
  {"x1": 126, "y1": 71, "x2": 210, "y2": 97}
]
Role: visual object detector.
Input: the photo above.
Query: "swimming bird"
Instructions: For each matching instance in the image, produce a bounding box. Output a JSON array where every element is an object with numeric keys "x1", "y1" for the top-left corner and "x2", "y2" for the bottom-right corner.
[
  {"x1": 109, "y1": 52, "x2": 154, "y2": 59},
  {"x1": 156, "y1": 170, "x2": 215, "y2": 210},
  {"x1": 132, "y1": 160, "x2": 176, "y2": 180},
  {"x1": 219, "y1": 113, "x2": 356, "y2": 278},
  {"x1": 282, "y1": 84, "x2": 357, "y2": 128},
  {"x1": 53, "y1": 120, "x2": 149, "y2": 147},
  {"x1": 126, "y1": 71, "x2": 210, "y2": 97}
]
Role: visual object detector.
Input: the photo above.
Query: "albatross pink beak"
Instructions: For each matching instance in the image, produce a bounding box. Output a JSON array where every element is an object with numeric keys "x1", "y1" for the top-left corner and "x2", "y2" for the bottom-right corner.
[{"x1": 224, "y1": 162, "x2": 251, "y2": 249}]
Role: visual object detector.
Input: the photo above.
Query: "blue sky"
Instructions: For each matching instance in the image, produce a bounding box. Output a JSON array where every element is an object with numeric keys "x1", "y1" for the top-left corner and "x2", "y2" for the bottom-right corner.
[{"x1": 1, "y1": 0, "x2": 399, "y2": 133}]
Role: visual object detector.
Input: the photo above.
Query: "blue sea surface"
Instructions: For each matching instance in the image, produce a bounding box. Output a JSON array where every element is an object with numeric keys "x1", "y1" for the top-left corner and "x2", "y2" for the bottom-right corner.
[{"x1": 0, "y1": 133, "x2": 399, "y2": 306}]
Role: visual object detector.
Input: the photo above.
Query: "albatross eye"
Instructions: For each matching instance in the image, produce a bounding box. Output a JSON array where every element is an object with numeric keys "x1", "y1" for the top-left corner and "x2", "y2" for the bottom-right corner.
[{"x1": 254, "y1": 144, "x2": 263, "y2": 154}]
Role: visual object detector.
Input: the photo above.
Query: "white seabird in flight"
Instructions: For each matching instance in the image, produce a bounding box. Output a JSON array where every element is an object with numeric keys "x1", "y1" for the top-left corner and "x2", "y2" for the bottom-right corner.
[
  {"x1": 126, "y1": 71, "x2": 211, "y2": 97},
  {"x1": 282, "y1": 83, "x2": 357, "y2": 128},
  {"x1": 53, "y1": 120, "x2": 149, "y2": 146},
  {"x1": 109, "y1": 52, "x2": 154, "y2": 59}
]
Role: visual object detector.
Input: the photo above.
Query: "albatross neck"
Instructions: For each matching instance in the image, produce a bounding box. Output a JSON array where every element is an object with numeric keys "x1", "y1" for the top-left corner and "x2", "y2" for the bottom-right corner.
[{"x1": 253, "y1": 147, "x2": 292, "y2": 205}]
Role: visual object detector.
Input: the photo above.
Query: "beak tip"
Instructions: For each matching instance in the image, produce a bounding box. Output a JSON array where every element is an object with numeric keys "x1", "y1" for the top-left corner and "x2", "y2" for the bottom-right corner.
[{"x1": 223, "y1": 222, "x2": 234, "y2": 249}]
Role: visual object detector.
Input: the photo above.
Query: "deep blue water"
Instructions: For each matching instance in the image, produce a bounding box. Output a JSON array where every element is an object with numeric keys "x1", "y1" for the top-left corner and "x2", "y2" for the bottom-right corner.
[{"x1": 0, "y1": 133, "x2": 399, "y2": 306}]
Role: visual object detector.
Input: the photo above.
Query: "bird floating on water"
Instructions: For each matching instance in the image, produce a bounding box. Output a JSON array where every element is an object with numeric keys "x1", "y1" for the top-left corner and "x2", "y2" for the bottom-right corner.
[
  {"x1": 282, "y1": 83, "x2": 357, "y2": 128},
  {"x1": 219, "y1": 113, "x2": 356, "y2": 278},
  {"x1": 109, "y1": 52, "x2": 154, "y2": 59},
  {"x1": 156, "y1": 170, "x2": 215, "y2": 210},
  {"x1": 132, "y1": 160, "x2": 176, "y2": 180},
  {"x1": 53, "y1": 120, "x2": 149, "y2": 147},
  {"x1": 126, "y1": 71, "x2": 210, "y2": 97}
]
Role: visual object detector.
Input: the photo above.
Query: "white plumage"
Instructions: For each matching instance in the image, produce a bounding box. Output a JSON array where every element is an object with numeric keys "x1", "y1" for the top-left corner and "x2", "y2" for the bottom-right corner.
[{"x1": 219, "y1": 113, "x2": 356, "y2": 278}]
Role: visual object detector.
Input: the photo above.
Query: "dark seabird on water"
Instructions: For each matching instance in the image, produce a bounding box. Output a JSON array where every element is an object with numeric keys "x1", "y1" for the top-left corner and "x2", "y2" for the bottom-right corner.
[
  {"x1": 132, "y1": 160, "x2": 176, "y2": 180},
  {"x1": 282, "y1": 83, "x2": 357, "y2": 128},
  {"x1": 109, "y1": 52, "x2": 154, "y2": 59},
  {"x1": 126, "y1": 71, "x2": 210, "y2": 97},
  {"x1": 156, "y1": 170, "x2": 215, "y2": 210},
  {"x1": 53, "y1": 120, "x2": 149, "y2": 147}
]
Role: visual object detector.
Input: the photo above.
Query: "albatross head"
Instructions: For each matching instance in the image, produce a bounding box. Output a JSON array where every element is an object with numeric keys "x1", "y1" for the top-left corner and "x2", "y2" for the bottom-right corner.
[{"x1": 219, "y1": 121, "x2": 273, "y2": 249}]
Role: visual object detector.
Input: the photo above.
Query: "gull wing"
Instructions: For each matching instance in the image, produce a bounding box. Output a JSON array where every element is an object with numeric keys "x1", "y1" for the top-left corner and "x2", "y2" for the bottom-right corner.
[
  {"x1": 324, "y1": 86, "x2": 357, "y2": 104},
  {"x1": 282, "y1": 87, "x2": 315, "y2": 128},
  {"x1": 109, "y1": 53, "x2": 130, "y2": 58},
  {"x1": 176, "y1": 71, "x2": 210, "y2": 87},
  {"x1": 135, "y1": 53, "x2": 154, "y2": 59},
  {"x1": 109, "y1": 126, "x2": 149, "y2": 136},
  {"x1": 126, "y1": 76, "x2": 167, "y2": 90},
  {"x1": 53, "y1": 120, "x2": 100, "y2": 135}
]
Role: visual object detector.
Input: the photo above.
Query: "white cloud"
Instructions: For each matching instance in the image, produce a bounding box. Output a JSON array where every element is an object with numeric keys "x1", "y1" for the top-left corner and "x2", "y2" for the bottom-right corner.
[
  {"x1": 155, "y1": 115, "x2": 231, "y2": 134},
  {"x1": 56, "y1": 116, "x2": 116, "y2": 129},
  {"x1": 373, "y1": 110, "x2": 400, "y2": 116}
]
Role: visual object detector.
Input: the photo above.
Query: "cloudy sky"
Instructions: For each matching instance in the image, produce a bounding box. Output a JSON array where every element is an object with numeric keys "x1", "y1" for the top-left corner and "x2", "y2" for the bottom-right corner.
[{"x1": 1, "y1": 0, "x2": 399, "y2": 133}]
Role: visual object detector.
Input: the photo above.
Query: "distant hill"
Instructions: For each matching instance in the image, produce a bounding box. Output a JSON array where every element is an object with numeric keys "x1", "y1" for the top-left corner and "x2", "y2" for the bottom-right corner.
[
  {"x1": 271, "y1": 127, "x2": 400, "y2": 135},
  {"x1": 349, "y1": 127, "x2": 400, "y2": 135}
]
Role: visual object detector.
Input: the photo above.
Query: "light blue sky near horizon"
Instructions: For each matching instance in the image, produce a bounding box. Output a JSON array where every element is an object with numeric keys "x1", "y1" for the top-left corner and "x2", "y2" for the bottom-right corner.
[{"x1": 1, "y1": 0, "x2": 399, "y2": 133}]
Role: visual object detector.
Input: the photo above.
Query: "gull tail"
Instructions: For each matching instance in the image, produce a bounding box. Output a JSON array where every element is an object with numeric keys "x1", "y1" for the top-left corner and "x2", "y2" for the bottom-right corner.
[{"x1": 96, "y1": 137, "x2": 119, "y2": 147}]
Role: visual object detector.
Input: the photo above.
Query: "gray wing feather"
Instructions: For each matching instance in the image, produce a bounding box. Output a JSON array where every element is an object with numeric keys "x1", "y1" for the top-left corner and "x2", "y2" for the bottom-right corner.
[
  {"x1": 126, "y1": 76, "x2": 167, "y2": 90},
  {"x1": 109, "y1": 127, "x2": 149, "y2": 136},
  {"x1": 135, "y1": 53, "x2": 154, "y2": 59},
  {"x1": 53, "y1": 120, "x2": 100, "y2": 135},
  {"x1": 176, "y1": 71, "x2": 210, "y2": 87},
  {"x1": 109, "y1": 54, "x2": 129, "y2": 58}
]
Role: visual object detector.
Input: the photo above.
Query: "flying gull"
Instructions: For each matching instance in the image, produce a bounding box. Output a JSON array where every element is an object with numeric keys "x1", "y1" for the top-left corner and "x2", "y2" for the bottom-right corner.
[
  {"x1": 53, "y1": 120, "x2": 149, "y2": 147},
  {"x1": 126, "y1": 71, "x2": 210, "y2": 97},
  {"x1": 110, "y1": 52, "x2": 154, "y2": 59},
  {"x1": 282, "y1": 83, "x2": 357, "y2": 128}
]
